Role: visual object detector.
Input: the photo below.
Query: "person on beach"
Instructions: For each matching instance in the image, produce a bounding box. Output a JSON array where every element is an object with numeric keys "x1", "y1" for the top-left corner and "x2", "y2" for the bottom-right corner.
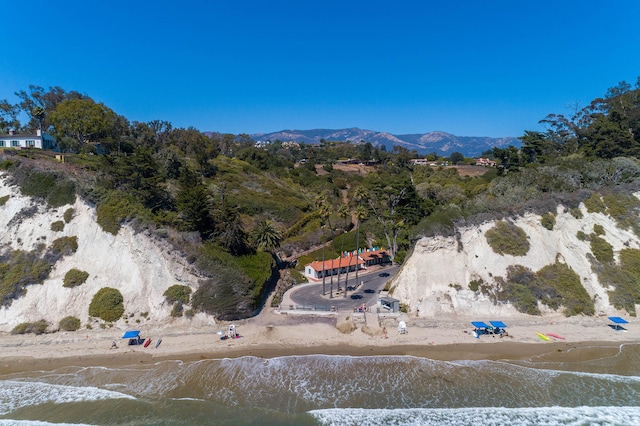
[{"x1": 110, "y1": 341, "x2": 118, "y2": 349}]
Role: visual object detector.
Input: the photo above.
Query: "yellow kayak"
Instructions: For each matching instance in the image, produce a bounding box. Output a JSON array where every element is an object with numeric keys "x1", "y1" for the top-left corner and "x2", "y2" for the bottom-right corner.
[{"x1": 536, "y1": 332, "x2": 551, "y2": 341}]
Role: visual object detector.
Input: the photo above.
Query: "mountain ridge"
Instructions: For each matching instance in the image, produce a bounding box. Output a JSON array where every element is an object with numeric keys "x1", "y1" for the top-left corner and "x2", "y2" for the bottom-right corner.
[{"x1": 248, "y1": 127, "x2": 521, "y2": 157}]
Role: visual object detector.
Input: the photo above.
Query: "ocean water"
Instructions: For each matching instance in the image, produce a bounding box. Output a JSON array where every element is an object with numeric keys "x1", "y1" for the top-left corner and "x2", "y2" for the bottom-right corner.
[{"x1": 1, "y1": 344, "x2": 639, "y2": 425}]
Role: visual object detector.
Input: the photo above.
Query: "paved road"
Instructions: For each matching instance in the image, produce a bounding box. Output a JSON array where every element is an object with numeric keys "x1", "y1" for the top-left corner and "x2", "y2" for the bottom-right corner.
[{"x1": 285, "y1": 264, "x2": 400, "y2": 311}]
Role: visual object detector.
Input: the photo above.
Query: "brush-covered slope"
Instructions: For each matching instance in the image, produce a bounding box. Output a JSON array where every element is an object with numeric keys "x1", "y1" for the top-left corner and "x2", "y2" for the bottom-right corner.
[
  {"x1": 391, "y1": 201, "x2": 640, "y2": 318},
  {"x1": 0, "y1": 173, "x2": 211, "y2": 332}
]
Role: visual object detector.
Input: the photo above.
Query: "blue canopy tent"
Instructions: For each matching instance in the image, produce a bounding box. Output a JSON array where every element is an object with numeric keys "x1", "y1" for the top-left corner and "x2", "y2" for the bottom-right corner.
[
  {"x1": 489, "y1": 321, "x2": 507, "y2": 335},
  {"x1": 122, "y1": 330, "x2": 144, "y2": 345},
  {"x1": 608, "y1": 316, "x2": 628, "y2": 331},
  {"x1": 471, "y1": 321, "x2": 490, "y2": 338}
]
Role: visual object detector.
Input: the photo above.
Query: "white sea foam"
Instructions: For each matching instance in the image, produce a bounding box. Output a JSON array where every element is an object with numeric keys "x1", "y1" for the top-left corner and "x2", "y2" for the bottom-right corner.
[
  {"x1": 0, "y1": 380, "x2": 135, "y2": 415},
  {"x1": 309, "y1": 406, "x2": 640, "y2": 426},
  {"x1": 454, "y1": 358, "x2": 640, "y2": 383}
]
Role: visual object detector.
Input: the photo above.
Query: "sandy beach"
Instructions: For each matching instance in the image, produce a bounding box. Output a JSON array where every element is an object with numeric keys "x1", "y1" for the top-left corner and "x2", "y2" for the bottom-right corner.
[{"x1": 1, "y1": 304, "x2": 636, "y2": 375}]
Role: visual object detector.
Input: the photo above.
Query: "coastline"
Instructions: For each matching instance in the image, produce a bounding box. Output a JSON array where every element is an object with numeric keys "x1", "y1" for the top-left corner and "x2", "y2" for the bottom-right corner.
[
  {"x1": 0, "y1": 340, "x2": 630, "y2": 376},
  {"x1": 1, "y1": 307, "x2": 636, "y2": 375}
]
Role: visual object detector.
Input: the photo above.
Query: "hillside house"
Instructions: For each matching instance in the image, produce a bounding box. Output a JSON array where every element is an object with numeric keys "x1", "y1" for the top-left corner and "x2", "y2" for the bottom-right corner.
[
  {"x1": 0, "y1": 129, "x2": 56, "y2": 150},
  {"x1": 409, "y1": 158, "x2": 428, "y2": 166},
  {"x1": 475, "y1": 157, "x2": 496, "y2": 167}
]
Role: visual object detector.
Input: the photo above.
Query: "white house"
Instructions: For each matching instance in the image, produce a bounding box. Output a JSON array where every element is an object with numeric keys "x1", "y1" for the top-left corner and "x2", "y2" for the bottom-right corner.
[{"x1": 0, "y1": 129, "x2": 57, "y2": 150}]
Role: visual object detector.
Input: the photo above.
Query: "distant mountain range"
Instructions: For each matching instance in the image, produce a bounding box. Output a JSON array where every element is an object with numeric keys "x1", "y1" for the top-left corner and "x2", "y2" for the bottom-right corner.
[{"x1": 249, "y1": 128, "x2": 521, "y2": 157}]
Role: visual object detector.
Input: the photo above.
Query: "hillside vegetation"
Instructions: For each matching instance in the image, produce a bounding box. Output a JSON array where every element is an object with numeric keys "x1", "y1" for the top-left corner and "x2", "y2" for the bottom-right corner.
[{"x1": 0, "y1": 77, "x2": 640, "y2": 327}]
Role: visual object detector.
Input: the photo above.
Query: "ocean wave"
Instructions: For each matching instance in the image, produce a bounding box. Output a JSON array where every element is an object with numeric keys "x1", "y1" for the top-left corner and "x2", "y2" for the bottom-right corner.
[
  {"x1": 309, "y1": 406, "x2": 640, "y2": 426},
  {"x1": 0, "y1": 380, "x2": 135, "y2": 416}
]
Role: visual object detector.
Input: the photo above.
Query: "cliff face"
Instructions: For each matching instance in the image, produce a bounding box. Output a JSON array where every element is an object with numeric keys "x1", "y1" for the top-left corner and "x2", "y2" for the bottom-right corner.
[
  {"x1": 0, "y1": 173, "x2": 213, "y2": 332},
  {"x1": 391, "y1": 204, "x2": 640, "y2": 318},
  {"x1": 2, "y1": 165, "x2": 638, "y2": 331}
]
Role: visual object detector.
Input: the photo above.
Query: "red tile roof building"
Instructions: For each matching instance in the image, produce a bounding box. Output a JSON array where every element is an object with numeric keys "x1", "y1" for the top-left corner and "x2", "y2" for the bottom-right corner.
[{"x1": 304, "y1": 248, "x2": 390, "y2": 280}]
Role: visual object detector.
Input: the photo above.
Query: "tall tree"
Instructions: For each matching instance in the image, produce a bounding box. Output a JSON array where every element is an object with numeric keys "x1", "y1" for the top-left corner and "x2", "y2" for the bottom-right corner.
[
  {"x1": 103, "y1": 147, "x2": 168, "y2": 211},
  {"x1": 50, "y1": 98, "x2": 120, "y2": 145},
  {"x1": 315, "y1": 194, "x2": 331, "y2": 296},
  {"x1": 365, "y1": 176, "x2": 423, "y2": 261},
  {"x1": 216, "y1": 207, "x2": 248, "y2": 255},
  {"x1": 0, "y1": 100, "x2": 20, "y2": 132},
  {"x1": 15, "y1": 85, "x2": 85, "y2": 132},
  {"x1": 336, "y1": 203, "x2": 351, "y2": 297},
  {"x1": 352, "y1": 186, "x2": 368, "y2": 287},
  {"x1": 176, "y1": 168, "x2": 215, "y2": 239},
  {"x1": 449, "y1": 151, "x2": 464, "y2": 165}
]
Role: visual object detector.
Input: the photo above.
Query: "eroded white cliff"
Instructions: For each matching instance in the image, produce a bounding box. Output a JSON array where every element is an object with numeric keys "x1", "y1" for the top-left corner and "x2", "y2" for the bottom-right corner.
[
  {"x1": 391, "y1": 203, "x2": 640, "y2": 318},
  {"x1": 0, "y1": 173, "x2": 214, "y2": 332}
]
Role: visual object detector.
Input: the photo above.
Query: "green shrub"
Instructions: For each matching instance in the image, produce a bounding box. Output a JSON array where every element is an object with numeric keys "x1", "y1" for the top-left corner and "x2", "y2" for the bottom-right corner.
[
  {"x1": 537, "y1": 262, "x2": 594, "y2": 316},
  {"x1": 0, "y1": 195, "x2": 9, "y2": 206},
  {"x1": 576, "y1": 231, "x2": 588, "y2": 241},
  {"x1": 590, "y1": 236, "x2": 614, "y2": 263},
  {"x1": 540, "y1": 213, "x2": 556, "y2": 230},
  {"x1": 11, "y1": 319, "x2": 48, "y2": 335},
  {"x1": 51, "y1": 220, "x2": 65, "y2": 232},
  {"x1": 584, "y1": 193, "x2": 606, "y2": 214},
  {"x1": 498, "y1": 281, "x2": 540, "y2": 315},
  {"x1": 0, "y1": 159, "x2": 14, "y2": 170},
  {"x1": 468, "y1": 278, "x2": 483, "y2": 292},
  {"x1": 19, "y1": 171, "x2": 75, "y2": 208},
  {"x1": 47, "y1": 179, "x2": 76, "y2": 207},
  {"x1": 170, "y1": 302, "x2": 184, "y2": 317},
  {"x1": 485, "y1": 221, "x2": 530, "y2": 256},
  {"x1": 63, "y1": 269, "x2": 89, "y2": 288},
  {"x1": 289, "y1": 268, "x2": 308, "y2": 284},
  {"x1": 601, "y1": 193, "x2": 640, "y2": 237},
  {"x1": 163, "y1": 284, "x2": 192, "y2": 305},
  {"x1": 59, "y1": 316, "x2": 81, "y2": 331},
  {"x1": 593, "y1": 224, "x2": 605, "y2": 236},
  {"x1": 19, "y1": 171, "x2": 55, "y2": 199},
  {"x1": 63, "y1": 208, "x2": 75, "y2": 223},
  {"x1": 50, "y1": 236, "x2": 78, "y2": 256},
  {"x1": 96, "y1": 191, "x2": 146, "y2": 236},
  {"x1": 88, "y1": 287, "x2": 124, "y2": 322},
  {"x1": 411, "y1": 204, "x2": 463, "y2": 239},
  {"x1": 0, "y1": 250, "x2": 52, "y2": 306},
  {"x1": 569, "y1": 207, "x2": 583, "y2": 219},
  {"x1": 497, "y1": 265, "x2": 543, "y2": 315},
  {"x1": 598, "y1": 249, "x2": 640, "y2": 315}
]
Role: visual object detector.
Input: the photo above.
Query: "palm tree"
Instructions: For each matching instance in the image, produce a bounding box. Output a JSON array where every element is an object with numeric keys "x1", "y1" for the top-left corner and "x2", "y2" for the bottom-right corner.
[
  {"x1": 336, "y1": 203, "x2": 351, "y2": 297},
  {"x1": 352, "y1": 187, "x2": 369, "y2": 288},
  {"x1": 251, "y1": 219, "x2": 282, "y2": 252},
  {"x1": 315, "y1": 195, "x2": 331, "y2": 296}
]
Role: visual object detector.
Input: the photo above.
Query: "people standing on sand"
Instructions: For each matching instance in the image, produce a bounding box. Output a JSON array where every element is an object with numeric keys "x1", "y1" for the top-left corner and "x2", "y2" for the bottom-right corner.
[{"x1": 383, "y1": 326, "x2": 388, "y2": 339}]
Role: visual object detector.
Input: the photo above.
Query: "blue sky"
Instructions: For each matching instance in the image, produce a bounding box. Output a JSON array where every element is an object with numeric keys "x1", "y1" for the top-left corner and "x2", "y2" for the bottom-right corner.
[{"x1": 2, "y1": 1, "x2": 639, "y2": 137}]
